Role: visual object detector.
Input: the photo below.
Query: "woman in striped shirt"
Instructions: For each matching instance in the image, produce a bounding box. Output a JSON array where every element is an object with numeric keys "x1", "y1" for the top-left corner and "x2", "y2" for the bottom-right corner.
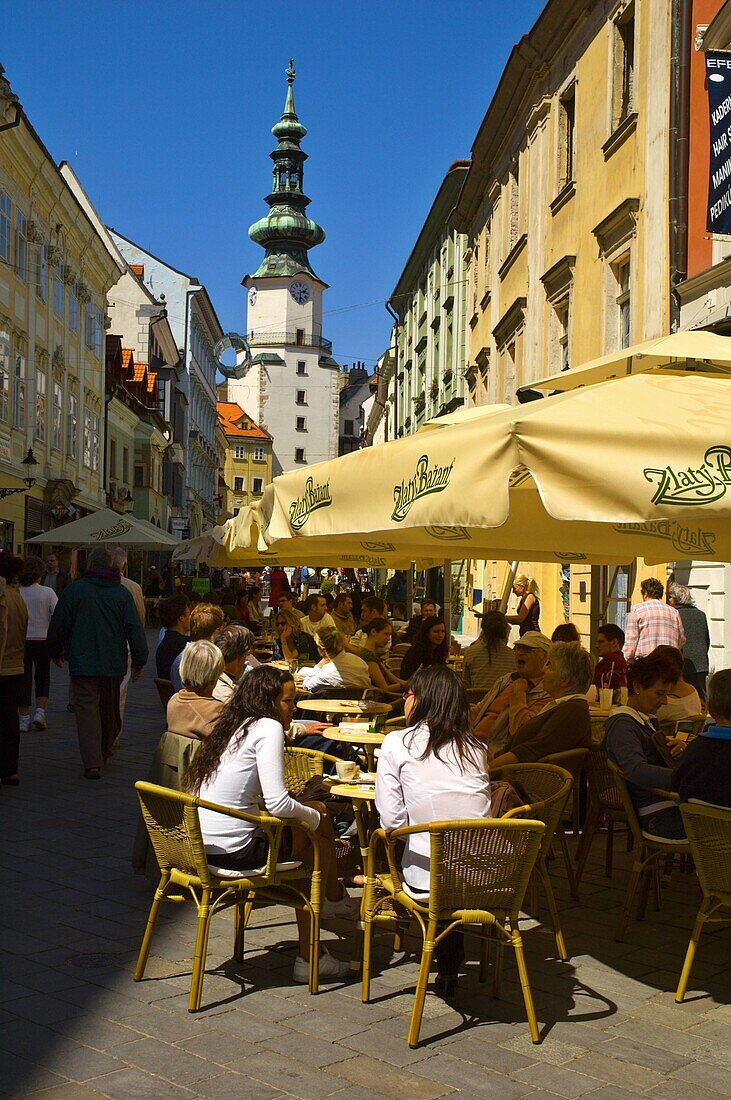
[{"x1": 463, "y1": 610, "x2": 516, "y2": 692}]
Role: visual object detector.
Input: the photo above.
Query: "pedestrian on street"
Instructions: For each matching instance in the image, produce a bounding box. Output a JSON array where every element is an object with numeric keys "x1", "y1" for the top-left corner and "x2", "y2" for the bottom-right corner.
[
  {"x1": 46, "y1": 546, "x2": 148, "y2": 780},
  {"x1": 668, "y1": 581, "x2": 711, "y2": 700},
  {"x1": 111, "y1": 547, "x2": 146, "y2": 738},
  {"x1": 0, "y1": 553, "x2": 28, "y2": 785},
  {"x1": 41, "y1": 552, "x2": 68, "y2": 597},
  {"x1": 18, "y1": 555, "x2": 57, "y2": 733},
  {"x1": 623, "y1": 577, "x2": 686, "y2": 662}
]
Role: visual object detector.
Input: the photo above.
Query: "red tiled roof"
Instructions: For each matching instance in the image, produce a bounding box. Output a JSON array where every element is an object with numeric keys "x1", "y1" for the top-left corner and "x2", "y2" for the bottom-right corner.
[
  {"x1": 216, "y1": 401, "x2": 271, "y2": 440},
  {"x1": 121, "y1": 348, "x2": 134, "y2": 372},
  {"x1": 146, "y1": 371, "x2": 157, "y2": 393}
]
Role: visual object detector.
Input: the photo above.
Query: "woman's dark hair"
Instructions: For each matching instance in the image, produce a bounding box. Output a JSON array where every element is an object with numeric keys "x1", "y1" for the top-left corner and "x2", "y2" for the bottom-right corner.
[
  {"x1": 184, "y1": 665, "x2": 294, "y2": 793},
  {"x1": 364, "y1": 616, "x2": 391, "y2": 636},
  {"x1": 20, "y1": 555, "x2": 46, "y2": 587},
  {"x1": 651, "y1": 645, "x2": 684, "y2": 675},
  {"x1": 160, "y1": 594, "x2": 190, "y2": 629},
  {"x1": 406, "y1": 665, "x2": 483, "y2": 768},
  {"x1": 0, "y1": 551, "x2": 23, "y2": 583},
  {"x1": 626, "y1": 652, "x2": 679, "y2": 694},
  {"x1": 480, "y1": 609, "x2": 510, "y2": 657},
  {"x1": 551, "y1": 623, "x2": 580, "y2": 643},
  {"x1": 415, "y1": 616, "x2": 449, "y2": 665}
]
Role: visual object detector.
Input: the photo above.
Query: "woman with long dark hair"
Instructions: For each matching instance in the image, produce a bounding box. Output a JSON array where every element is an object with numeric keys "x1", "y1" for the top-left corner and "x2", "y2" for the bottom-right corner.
[
  {"x1": 463, "y1": 609, "x2": 515, "y2": 692},
  {"x1": 399, "y1": 615, "x2": 449, "y2": 681},
  {"x1": 184, "y1": 665, "x2": 352, "y2": 983},
  {"x1": 376, "y1": 664, "x2": 491, "y2": 994}
]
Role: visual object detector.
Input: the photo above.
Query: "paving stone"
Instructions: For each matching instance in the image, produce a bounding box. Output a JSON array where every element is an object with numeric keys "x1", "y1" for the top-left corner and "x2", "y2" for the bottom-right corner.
[
  {"x1": 83, "y1": 1067, "x2": 195, "y2": 1098},
  {"x1": 258, "y1": 1030, "x2": 354, "y2": 1068},
  {"x1": 227, "y1": 1048, "x2": 347, "y2": 1098},
  {"x1": 340, "y1": 1021, "x2": 438, "y2": 1067},
  {"x1": 0, "y1": 1056, "x2": 69, "y2": 1098},
  {"x1": 669, "y1": 1061, "x2": 728, "y2": 1094},
  {"x1": 408, "y1": 1053, "x2": 535, "y2": 1096},
  {"x1": 47, "y1": 1016, "x2": 147, "y2": 1050},
  {"x1": 325, "y1": 1056, "x2": 456, "y2": 1099},
  {"x1": 513, "y1": 1062, "x2": 605, "y2": 1097},
  {"x1": 110, "y1": 1036, "x2": 214, "y2": 1086},
  {"x1": 646, "y1": 1080, "x2": 725, "y2": 1100},
  {"x1": 193, "y1": 1073, "x2": 282, "y2": 1099},
  {"x1": 600, "y1": 1035, "x2": 693, "y2": 1074},
  {"x1": 21, "y1": 1086, "x2": 106, "y2": 1099},
  {"x1": 175, "y1": 1028, "x2": 256, "y2": 1066},
  {"x1": 500, "y1": 1033, "x2": 591, "y2": 1065},
  {"x1": 567, "y1": 1051, "x2": 668, "y2": 1092}
]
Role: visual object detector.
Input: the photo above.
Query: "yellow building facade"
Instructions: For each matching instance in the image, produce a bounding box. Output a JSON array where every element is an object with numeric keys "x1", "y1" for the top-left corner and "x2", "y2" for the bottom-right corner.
[
  {"x1": 451, "y1": 0, "x2": 674, "y2": 639},
  {"x1": 0, "y1": 68, "x2": 124, "y2": 552},
  {"x1": 216, "y1": 401, "x2": 273, "y2": 520}
]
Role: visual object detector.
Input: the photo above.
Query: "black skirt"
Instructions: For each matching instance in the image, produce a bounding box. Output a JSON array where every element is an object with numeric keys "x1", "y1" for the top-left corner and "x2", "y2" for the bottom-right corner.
[{"x1": 211, "y1": 826, "x2": 293, "y2": 872}]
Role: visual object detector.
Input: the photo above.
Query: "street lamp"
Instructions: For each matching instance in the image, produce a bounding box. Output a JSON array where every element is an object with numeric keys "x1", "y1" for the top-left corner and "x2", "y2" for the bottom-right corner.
[
  {"x1": 121, "y1": 489, "x2": 134, "y2": 515},
  {"x1": 0, "y1": 447, "x2": 39, "y2": 499}
]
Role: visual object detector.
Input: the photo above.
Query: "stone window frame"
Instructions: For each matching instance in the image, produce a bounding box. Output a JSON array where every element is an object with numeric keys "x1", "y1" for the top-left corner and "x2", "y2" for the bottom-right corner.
[
  {"x1": 593, "y1": 198, "x2": 639, "y2": 351},
  {"x1": 541, "y1": 255, "x2": 576, "y2": 374},
  {"x1": 603, "y1": 1, "x2": 639, "y2": 159}
]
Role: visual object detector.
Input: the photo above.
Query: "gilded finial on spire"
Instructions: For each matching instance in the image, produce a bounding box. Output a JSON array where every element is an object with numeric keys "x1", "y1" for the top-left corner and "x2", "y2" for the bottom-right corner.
[{"x1": 286, "y1": 58, "x2": 295, "y2": 85}]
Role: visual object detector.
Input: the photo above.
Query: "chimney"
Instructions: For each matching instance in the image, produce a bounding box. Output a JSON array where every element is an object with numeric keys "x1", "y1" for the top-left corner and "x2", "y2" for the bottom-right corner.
[{"x1": 130, "y1": 263, "x2": 145, "y2": 281}]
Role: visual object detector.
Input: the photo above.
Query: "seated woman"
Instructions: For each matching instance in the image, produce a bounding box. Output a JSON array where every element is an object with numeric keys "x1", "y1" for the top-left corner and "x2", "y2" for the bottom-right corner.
[
  {"x1": 272, "y1": 609, "x2": 319, "y2": 665},
  {"x1": 184, "y1": 665, "x2": 355, "y2": 983},
  {"x1": 400, "y1": 616, "x2": 449, "y2": 681},
  {"x1": 673, "y1": 668, "x2": 731, "y2": 807},
  {"x1": 605, "y1": 651, "x2": 687, "y2": 839},
  {"x1": 489, "y1": 641, "x2": 594, "y2": 768},
  {"x1": 654, "y1": 645, "x2": 703, "y2": 724},
  {"x1": 301, "y1": 626, "x2": 371, "y2": 694},
  {"x1": 361, "y1": 617, "x2": 405, "y2": 693},
  {"x1": 212, "y1": 625, "x2": 254, "y2": 702},
  {"x1": 463, "y1": 609, "x2": 515, "y2": 692},
  {"x1": 376, "y1": 664, "x2": 491, "y2": 994},
  {"x1": 167, "y1": 640, "x2": 225, "y2": 740}
]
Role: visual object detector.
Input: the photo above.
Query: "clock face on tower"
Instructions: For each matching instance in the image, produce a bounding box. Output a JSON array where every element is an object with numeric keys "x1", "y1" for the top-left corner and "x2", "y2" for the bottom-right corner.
[
  {"x1": 290, "y1": 280, "x2": 310, "y2": 305},
  {"x1": 248, "y1": 287, "x2": 257, "y2": 306}
]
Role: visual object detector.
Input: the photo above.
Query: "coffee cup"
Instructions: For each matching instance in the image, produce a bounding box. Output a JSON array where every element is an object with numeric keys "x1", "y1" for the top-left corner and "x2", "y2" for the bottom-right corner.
[
  {"x1": 335, "y1": 760, "x2": 359, "y2": 782},
  {"x1": 599, "y1": 688, "x2": 613, "y2": 711}
]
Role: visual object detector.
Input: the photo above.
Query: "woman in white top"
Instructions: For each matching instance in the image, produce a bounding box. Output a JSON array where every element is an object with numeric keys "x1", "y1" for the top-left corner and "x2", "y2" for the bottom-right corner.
[
  {"x1": 18, "y1": 555, "x2": 58, "y2": 732},
  {"x1": 654, "y1": 645, "x2": 703, "y2": 724},
  {"x1": 376, "y1": 664, "x2": 491, "y2": 994},
  {"x1": 184, "y1": 665, "x2": 353, "y2": 983},
  {"x1": 302, "y1": 626, "x2": 371, "y2": 694}
]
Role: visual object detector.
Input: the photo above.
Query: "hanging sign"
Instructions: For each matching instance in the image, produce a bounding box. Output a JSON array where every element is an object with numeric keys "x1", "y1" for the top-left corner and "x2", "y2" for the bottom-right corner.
[{"x1": 706, "y1": 51, "x2": 731, "y2": 234}]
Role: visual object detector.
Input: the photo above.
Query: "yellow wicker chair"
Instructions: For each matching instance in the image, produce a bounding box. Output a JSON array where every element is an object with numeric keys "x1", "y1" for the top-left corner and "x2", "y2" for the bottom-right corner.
[
  {"x1": 134, "y1": 781, "x2": 322, "y2": 1011},
  {"x1": 542, "y1": 749, "x2": 588, "y2": 880},
  {"x1": 391, "y1": 643, "x2": 410, "y2": 656},
  {"x1": 361, "y1": 817, "x2": 545, "y2": 1048},
  {"x1": 492, "y1": 762, "x2": 575, "y2": 959},
  {"x1": 574, "y1": 744, "x2": 630, "y2": 888},
  {"x1": 675, "y1": 801, "x2": 731, "y2": 1003},
  {"x1": 283, "y1": 745, "x2": 344, "y2": 794},
  {"x1": 606, "y1": 760, "x2": 689, "y2": 941}
]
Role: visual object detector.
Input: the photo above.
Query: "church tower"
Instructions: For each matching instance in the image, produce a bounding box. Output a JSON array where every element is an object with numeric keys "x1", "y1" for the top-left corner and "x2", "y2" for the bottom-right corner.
[{"x1": 227, "y1": 61, "x2": 339, "y2": 475}]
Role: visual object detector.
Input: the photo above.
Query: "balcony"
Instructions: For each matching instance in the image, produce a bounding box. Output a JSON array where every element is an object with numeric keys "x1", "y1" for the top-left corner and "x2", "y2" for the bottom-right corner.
[{"x1": 247, "y1": 330, "x2": 332, "y2": 354}]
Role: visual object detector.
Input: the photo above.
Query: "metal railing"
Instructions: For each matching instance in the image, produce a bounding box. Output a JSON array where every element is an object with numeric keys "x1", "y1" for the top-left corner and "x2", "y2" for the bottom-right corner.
[{"x1": 247, "y1": 330, "x2": 332, "y2": 354}]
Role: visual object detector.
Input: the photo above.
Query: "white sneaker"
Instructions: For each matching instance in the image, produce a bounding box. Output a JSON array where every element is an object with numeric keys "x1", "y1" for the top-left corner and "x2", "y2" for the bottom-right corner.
[
  {"x1": 19, "y1": 715, "x2": 30, "y2": 733},
  {"x1": 293, "y1": 947, "x2": 350, "y2": 984},
  {"x1": 32, "y1": 709, "x2": 46, "y2": 731}
]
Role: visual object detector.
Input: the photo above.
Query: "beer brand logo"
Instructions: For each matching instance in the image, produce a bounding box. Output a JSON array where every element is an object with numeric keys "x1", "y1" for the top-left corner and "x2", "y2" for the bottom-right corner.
[
  {"x1": 614, "y1": 521, "x2": 716, "y2": 556},
  {"x1": 288, "y1": 477, "x2": 332, "y2": 530},
  {"x1": 644, "y1": 446, "x2": 731, "y2": 507},
  {"x1": 554, "y1": 552, "x2": 588, "y2": 562},
  {"x1": 392, "y1": 454, "x2": 454, "y2": 522},
  {"x1": 91, "y1": 519, "x2": 132, "y2": 541},
  {"x1": 360, "y1": 541, "x2": 396, "y2": 552},
  {"x1": 425, "y1": 526, "x2": 471, "y2": 541}
]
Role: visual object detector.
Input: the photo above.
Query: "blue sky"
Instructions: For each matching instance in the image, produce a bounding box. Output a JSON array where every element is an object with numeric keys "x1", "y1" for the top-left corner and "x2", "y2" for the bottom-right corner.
[{"x1": 3, "y1": 0, "x2": 544, "y2": 370}]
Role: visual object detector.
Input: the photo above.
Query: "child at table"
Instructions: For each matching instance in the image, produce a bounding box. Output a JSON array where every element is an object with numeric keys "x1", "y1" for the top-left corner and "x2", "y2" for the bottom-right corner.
[{"x1": 592, "y1": 624, "x2": 627, "y2": 692}]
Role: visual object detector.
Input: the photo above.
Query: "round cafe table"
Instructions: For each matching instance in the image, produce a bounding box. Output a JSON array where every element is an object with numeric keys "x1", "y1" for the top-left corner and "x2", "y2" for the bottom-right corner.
[
  {"x1": 296, "y1": 698, "x2": 393, "y2": 717},
  {"x1": 326, "y1": 727, "x2": 385, "y2": 771},
  {"x1": 329, "y1": 781, "x2": 377, "y2": 863}
]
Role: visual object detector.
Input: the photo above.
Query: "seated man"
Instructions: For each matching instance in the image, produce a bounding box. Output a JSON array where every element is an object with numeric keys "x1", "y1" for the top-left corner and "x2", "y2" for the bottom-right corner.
[
  {"x1": 170, "y1": 603, "x2": 225, "y2": 692},
  {"x1": 348, "y1": 595, "x2": 388, "y2": 652},
  {"x1": 593, "y1": 623, "x2": 627, "y2": 691},
  {"x1": 331, "y1": 591, "x2": 357, "y2": 636},
  {"x1": 673, "y1": 668, "x2": 731, "y2": 807},
  {"x1": 490, "y1": 642, "x2": 594, "y2": 767},
  {"x1": 403, "y1": 599, "x2": 437, "y2": 644},
  {"x1": 298, "y1": 593, "x2": 337, "y2": 637},
  {"x1": 155, "y1": 595, "x2": 191, "y2": 681},
  {"x1": 211, "y1": 624, "x2": 255, "y2": 702},
  {"x1": 277, "y1": 592, "x2": 304, "y2": 619},
  {"x1": 472, "y1": 632, "x2": 551, "y2": 750}
]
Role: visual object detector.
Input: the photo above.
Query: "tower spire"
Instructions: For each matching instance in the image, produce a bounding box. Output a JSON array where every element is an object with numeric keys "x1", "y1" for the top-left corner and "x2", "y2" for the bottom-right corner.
[{"x1": 248, "y1": 60, "x2": 325, "y2": 280}]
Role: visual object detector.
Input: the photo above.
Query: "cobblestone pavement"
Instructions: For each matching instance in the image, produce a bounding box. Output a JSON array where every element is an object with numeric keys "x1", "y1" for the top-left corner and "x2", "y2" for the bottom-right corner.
[{"x1": 1, "y1": 635, "x2": 729, "y2": 1098}]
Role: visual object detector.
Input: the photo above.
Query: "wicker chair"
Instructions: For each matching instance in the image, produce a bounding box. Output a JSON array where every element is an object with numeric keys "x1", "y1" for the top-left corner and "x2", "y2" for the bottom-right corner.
[
  {"x1": 361, "y1": 818, "x2": 545, "y2": 1048},
  {"x1": 493, "y1": 762, "x2": 575, "y2": 959},
  {"x1": 391, "y1": 643, "x2": 410, "y2": 656},
  {"x1": 134, "y1": 781, "x2": 322, "y2": 1010},
  {"x1": 606, "y1": 760, "x2": 689, "y2": 941},
  {"x1": 574, "y1": 744, "x2": 630, "y2": 888},
  {"x1": 543, "y1": 749, "x2": 588, "y2": 879},
  {"x1": 154, "y1": 677, "x2": 175, "y2": 712},
  {"x1": 675, "y1": 801, "x2": 731, "y2": 1003},
  {"x1": 283, "y1": 745, "x2": 344, "y2": 794}
]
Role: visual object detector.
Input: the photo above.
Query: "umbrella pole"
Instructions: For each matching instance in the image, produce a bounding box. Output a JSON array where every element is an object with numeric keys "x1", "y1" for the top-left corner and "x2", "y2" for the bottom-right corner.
[
  {"x1": 406, "y1": 566, "x2": 414, "y2": 619},
  {"x1": 443, "y1": 559, "x2": 452, "y2": 641},
  {"x1": 500, "y1": 562, "x2": 520, "y2": 612}
]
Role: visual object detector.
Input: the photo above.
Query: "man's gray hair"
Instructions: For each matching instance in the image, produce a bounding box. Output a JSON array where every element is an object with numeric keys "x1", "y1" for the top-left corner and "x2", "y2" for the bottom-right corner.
[
  {"x1": 708, "y1": 669, "x2": 731, "y2": 721},
  {"x1": 111, "y1": 546, "x2": 128, "y2": 572},
  {"x1": 668, "y1": 581, "x2": 694, "y2": 607},
  {"x1": 212, "y1": 624, "x2": 254, "y2": 663},
  {"x1": 548, "y1": 641, "x2": 595, "y2": 694},
  {"x1": 88, "y1": 546, "x2": 113, "y2": 571},
  {"x1": 179, "y1": 640, "x2": 224, "y2": 692}
]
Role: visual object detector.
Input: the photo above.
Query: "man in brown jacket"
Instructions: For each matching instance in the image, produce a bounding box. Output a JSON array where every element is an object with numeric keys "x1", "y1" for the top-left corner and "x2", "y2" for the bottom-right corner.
[{"x1": 0, "y1": 553, "x2": 28, "y2": 783}]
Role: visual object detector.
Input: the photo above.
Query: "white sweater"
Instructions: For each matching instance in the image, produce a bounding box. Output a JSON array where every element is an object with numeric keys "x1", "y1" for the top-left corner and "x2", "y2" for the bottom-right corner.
[
  {"x1": 197, "y1": 717, "x2": 320, "y2": 857},
  {"x1": 301, "y1": 650, "x2": 371, "y2": 693},
  {"x1": 376, "y1": 722, "x2": 491, "y2": 894},
  {"x1": 20, "y1": 583, "x2": 58, "y2": 641}
]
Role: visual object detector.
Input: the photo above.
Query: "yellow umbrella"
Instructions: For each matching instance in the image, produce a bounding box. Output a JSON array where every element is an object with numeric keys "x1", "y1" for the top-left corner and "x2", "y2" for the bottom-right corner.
[
  {"x1": 239, "y1": 373, "x2": 731, "y2": 564},
  {"x1": 526, "y1": 330, "x2": 731, "y2": 396}
]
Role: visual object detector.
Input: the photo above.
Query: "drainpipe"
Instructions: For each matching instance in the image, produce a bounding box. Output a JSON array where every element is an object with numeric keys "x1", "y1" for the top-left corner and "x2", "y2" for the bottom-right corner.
[{"x1": 669, "y1": 0, "x2": 692, "y2": 331}]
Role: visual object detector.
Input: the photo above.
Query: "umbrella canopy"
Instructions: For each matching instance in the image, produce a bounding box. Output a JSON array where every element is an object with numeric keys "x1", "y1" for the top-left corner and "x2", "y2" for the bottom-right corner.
[
  {"x1": 230, "y1": 372, "x2": 731, "y2": 566},
  {"x1": 29, "y1": 508, "x2": 180, "y2": 549},
  {"x1": 525, "y1": 331, "x2": 731, "y2": 396}
]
